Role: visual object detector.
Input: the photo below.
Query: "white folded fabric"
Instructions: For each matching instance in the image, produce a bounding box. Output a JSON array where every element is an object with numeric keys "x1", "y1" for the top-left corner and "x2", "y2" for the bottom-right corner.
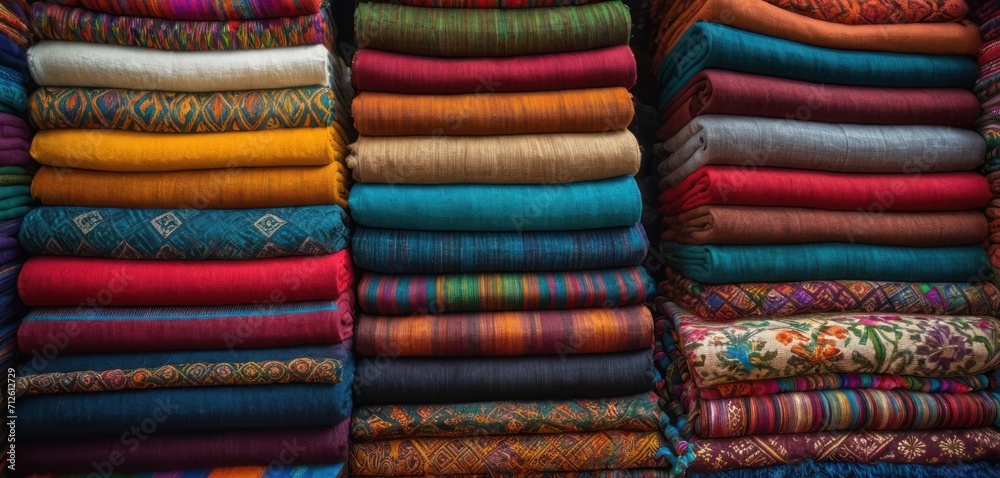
[{"x1": 28, "y1": 42, "x2": 333, "y2": 92}]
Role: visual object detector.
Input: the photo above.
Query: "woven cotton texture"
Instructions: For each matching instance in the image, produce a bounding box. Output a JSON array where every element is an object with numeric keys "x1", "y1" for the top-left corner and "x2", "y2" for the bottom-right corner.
[{"x1": 45, "y1": 0, "x2": 324, "y2": 20}]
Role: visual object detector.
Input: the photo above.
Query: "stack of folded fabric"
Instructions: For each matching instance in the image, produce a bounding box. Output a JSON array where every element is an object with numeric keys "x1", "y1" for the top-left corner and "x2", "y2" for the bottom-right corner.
[
  {"x1": 649, "y1": 0, "x2": 1000, "y2": 475},
  {"x1": 972, "y1": 1, "x2": 1000, "y2": 275},
  {"x1": 0, "y1": 1, "x2": 30, "y2": 372},
  {"x1": 347, "y1": 2, "x2": 670, "y2": 475},
  {"x1": 16, "y1": 0, "x2": 356, "y2": 475}
]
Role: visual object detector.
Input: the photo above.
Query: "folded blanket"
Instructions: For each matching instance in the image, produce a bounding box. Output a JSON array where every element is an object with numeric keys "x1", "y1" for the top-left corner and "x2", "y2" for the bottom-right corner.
[
  {"x1": 350, "y1": 176, "x2": 641, "y2": 232},
  {"x1": 44, "y1": 0, "x2": 324, "y2": 20},
  {"x1": 359, "y1": 266, "x2": 655, "y2": 314},
  {"x1": 19, "y1": 345, "x2": 353, "y2": 436},
  {"x1": 352, "y1": 392, "x2": 661, "y2": 441},
  {"x1": 0, "y1": 67, "x2": 25, "y2": 113},
  {"x1": 18, "y1": 250, "x2": 353, "y2": 306},
  {"x1": 355, "y1": 349, "x2": 653, "y2": 404},
  {"x1": 28, "y1": 42, "x2": 333, "y2": 92},
  {"x1": 348, "y1": 131, "x2": 640, "y2": 184},
  {"x1": 658, "y1": 116, "x2": 985, "y2": 188},
  {"x1": 18, "y1": 298, "x2": 354, "y2": 354},
  {"x1": 0, "y1": 186, "x2": 34, "y2": 221},
  {"x1": 22, "y1": 422, "x2": 348, "y2": 475},
  {"x1": 32, "y1": 3, "x2": 331, "y2": 51},
  {"x1": 650, "y1": 0, "x2": 968, "y2": 27},
  {"x1": 0, "y1": 112, "x2": 29, "y2": 139},
  {"x1": 19, "y1": 205, "x2": 350, "y2": 259},
  {"x1": 352, "y1": 46, "x2": 635, "y2": 94},
  {"x1": 662, "y1": 206, "x2": 987, "y2": 246},
  {"x1": 30, "y1": 87, "x2": 343, "y2": 133},
  {"x1": 662, "y1": 301, "x2": 1000, "y2": 388},
  {"x1": 659, "y1": 167, "x2": 991, "y2": 215},
  {"x1": 31, "y1": 163, "x2": 349, "y2": 209},
  {"x1": 696, "y1": 374, "x2": 993, "y2": 401},
  {"x1": 356, "y1": 305, "x2": 653, "y2": 356},
  {"x1": 353, "y1": 224, "x2": 649, "y2": 273},
  {"x1": 652, "y1": 0, "x2": 979, "y2": 67},
  {"x1": 660, "y1": 268, "x2": 1000, "y2": 321},
  {"x1": 689, "y1": 462, "x2": 1000, "y2": 478},
  {"x1": 657, "y1": 70, "x2": 980, "y2": 140},
  {"x1": 352, "y1": 88, "x2": 633, "y2": 136},
  {"x1": 656, "y1": 23, "x2": 978, "y2": 109},
  {"x1": 31, "y1": 127, "x2": 345, "y2": 171},
  {"x1": 355, "y1": 2, "x2": 630, "y2": 57},
  {"x1": 350, "y1": 431, "x2": 667, "y2": 476},
  {"x1": 667, "y1": 243, "x2": 989, "y2": 283}
]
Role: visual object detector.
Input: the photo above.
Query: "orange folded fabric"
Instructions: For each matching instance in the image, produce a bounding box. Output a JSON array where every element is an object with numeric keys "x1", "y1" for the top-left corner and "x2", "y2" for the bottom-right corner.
[
  {"x1": 652, "y1": 0, "x2": 981, "y2": 66},
  {"x1": 352, "y1": 88, "x2": 634, "y2": 136},
  {"x1": 30, "y1": 163, "x2": 348, "y2": 209}
]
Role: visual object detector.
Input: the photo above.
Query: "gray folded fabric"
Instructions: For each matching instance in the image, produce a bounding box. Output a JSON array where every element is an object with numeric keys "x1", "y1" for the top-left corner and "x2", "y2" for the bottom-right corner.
[{"x1": 657, "y1": 114, "x2": 987, "y2": 189}]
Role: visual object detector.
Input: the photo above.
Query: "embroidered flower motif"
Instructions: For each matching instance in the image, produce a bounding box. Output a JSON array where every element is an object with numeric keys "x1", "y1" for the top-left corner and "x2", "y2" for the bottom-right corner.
[
  {"x1": 897, "y1": 437, "x2": 926, "y2": 459},
  {"x1": 916, "y1": 325, "x2": 971, "y2": 370},
  {"x1": 939, "y1": 437, "x2": 966, "y2": 457},
  {"x1": 775, "y1": 330, "x2": 808, "y2": 345}
]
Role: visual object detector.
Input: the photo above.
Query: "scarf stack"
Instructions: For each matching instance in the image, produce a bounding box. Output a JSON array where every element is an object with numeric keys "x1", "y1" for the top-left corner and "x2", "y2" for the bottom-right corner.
[
  {"x1": 15, "y1": 1, "x2": 358, "y2": 475},
  {"x1": 648, "y1": 0, "x2": 1000, "y2": 476},
  {"x1": 346, "y1": 2, "x2": 670, "y2": 476}
]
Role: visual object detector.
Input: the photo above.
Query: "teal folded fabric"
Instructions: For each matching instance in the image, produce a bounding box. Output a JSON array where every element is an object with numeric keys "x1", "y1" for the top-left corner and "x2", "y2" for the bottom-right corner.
[
  {"x1": 657, "y1": 22, "x2": 978, "y2": 109},
  {"x1": 667, "y1": 243, "x2": 989, "y2": 283},
  {"x1": 349, "y1": 175, "x2": 641, "y2": 231},
  {"x1": 0, "y1": 66, "x2": 25, "y2": 113}
]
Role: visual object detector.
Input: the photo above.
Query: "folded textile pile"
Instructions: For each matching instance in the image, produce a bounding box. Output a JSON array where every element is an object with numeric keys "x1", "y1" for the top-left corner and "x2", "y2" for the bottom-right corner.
[
  {"x1": 649, "y1": 1, "x2": 1000, "y2": 475},
  {"x1": 16, "y1": 1, "x2": 356, "y2": 475},
  {"x1": 348, "y1": 2, "x2": 668, "y2": 475},
  {"x1": 972, "y1": 1, "x2": 1000, "y2": 277}
]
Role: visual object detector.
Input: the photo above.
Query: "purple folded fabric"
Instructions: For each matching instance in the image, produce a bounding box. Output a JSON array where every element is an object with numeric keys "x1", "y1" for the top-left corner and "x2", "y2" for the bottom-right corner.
[
  {"x1": 0, "y1": 237, "x2": 15, "y2": 249},
  {"x1": 0, "y1": 113, "x2": 31, "y2": 140},
  {"x1": 20, "y1": 421, "x2": 349, "y2": 474},
  {"x1": 0, "y1": 218, "x2": 20, "y2": 237}
]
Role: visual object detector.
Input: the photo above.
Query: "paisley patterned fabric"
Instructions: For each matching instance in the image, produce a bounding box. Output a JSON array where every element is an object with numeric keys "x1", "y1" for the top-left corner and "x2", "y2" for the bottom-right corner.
[
  {"x1": 661, "y1": 267, "x2": 1000, "y2": 321},
  {"x1": 16, "y1": 357, "x2": 343, "y2": 397},
  {"x1": 29, "y1": 87, "x2": 341, "y2": 133},
  {"x1": 47, "y1": 0, "x2": 324, "y2": 20},
  {"x1": 351, "y1": 392, "x2": 661, "y2": 441}
]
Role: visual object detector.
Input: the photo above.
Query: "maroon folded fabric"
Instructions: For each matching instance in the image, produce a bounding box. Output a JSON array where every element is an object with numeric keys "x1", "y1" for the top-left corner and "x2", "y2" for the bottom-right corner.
[
  {"x1": 657, "y1": 70, "x2": 981, "y2": 140},
  {"x1": 659, "y1": 167, "x2": 991, "y2": 215},
  {"x1": 20, "y1": 422, "x2": 348, "y2": 474},
  {"x1": 352, "y1": 46, "x2": 636, "y2": 94}
]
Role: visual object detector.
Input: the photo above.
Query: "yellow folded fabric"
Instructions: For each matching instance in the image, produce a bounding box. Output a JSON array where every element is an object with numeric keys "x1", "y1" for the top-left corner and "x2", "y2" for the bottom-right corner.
[
  {"x1": 31, "y1": 163, "x2": 348, "y2": 209},
  {"x1": 30, "y1": 127, "x2": 347, "y2": 172}
]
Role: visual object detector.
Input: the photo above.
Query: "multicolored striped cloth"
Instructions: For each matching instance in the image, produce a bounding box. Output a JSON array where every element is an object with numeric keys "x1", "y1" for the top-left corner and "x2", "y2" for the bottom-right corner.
[
  {"x1": 47, "y1": 0, "x2": 324, "y2": 20},
  {"x1": 697, "y1": 373, "x2": 993, "y2": 400}
]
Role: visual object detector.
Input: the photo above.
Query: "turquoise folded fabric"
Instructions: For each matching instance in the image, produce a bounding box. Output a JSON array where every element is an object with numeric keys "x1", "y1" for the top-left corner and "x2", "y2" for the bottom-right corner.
[
  {"x1": 657, "y1": 22, "x2": 978, "y2": 109},
  {"x1": 19, "y1": 205, "x2": 351, "y2": 259},
  {"x1": 0, "y1": 66, "x2": 25, "y2": 113},
  {"x1": 353, "y1": 224, "x2": 649, "y2": 273},
  {"x1": 348, "y1": 175, "x2": 641, "y2": 231},
  {"x1": 667, "y1": 243, "x2": 989, "y2": 283}
]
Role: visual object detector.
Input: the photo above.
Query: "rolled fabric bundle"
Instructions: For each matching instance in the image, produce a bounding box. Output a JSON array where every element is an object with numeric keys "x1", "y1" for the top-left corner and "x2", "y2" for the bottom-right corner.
[
  {"x1": 658, "y1": 116, "x2": 985, "y2": 188},
  {"x1": 17, "y1": 249, "x2": 353, "y2": 306},
  {"x1": 358, "y1": 266, "x2": 655, "y2": 314},
  {"x1": 662, "y1": 301, "x2": 1000, "y2": 388},
  {"x1": 18, "y1": 344, "x2": 353, "y2": 436},
  {"x1": 662, "y1": 206, "x2": 987, "y2": 246},
  {"x1": 696, "y1": 374, "x2": 992, "y2": 400},
  {"x1": 29, "y1": 87, "x2": 343, "y2": 133},
  {"x1": 349, "y1": 176, "x2": 641, "y2": 232},
  {"x1": 656, "y1": 23, "x2": 978, "y2": 109},
  {"x1": 17, "y1": 298, "x2": 355, "y2": 355},
  {"x1": 354, "y1": 349, "x2": 654, "y2": 404},
  {"x1": 657, "y1": 70, "x2": 980, "y2": 140},
  {"x1": 660, "y1": 268, "x2": 1000, "y2": 321},
  {"x1": 44, "y1": 0, "x2": 324, "y2": 20},
  {"x1": 354, "y1": 2, "x2": 630, "y2": 57},
  {"x1": 28, "y1": 42, "x2": 333, "y2": 92},
  {"x1": 652, "y1": 0, "x2": 980, "y2": 65},
  {"x1": 30, "y1": 163, "x2": 349, "y2": 209},
  {"x1": 30, "y1": 127, "x2": 346, "y2": 171},
  {"x1": 352, "y1": 224, "x2": 649, "y2": 273},
  {"x1": 349, "y1": 431, "x2": 667, "y2": 476},
  {"x1": 18, "y1": 205, "x2": 351, "y2": 260},
  {"x1": 659, "y1": 167, "x2": 991, "y2": 215},
  {"x1": 352, "y1": 46, "x2": 635, "y2": 94},
  {"x1": 355, "y1": 305, "x2": 654, "y2": 356},
  {"x1": 32, "y1": 4, "x2": 331, "y2": 51},
  {"x1": 352, "y1": 88, "x2": 633, "y2": 136},
  {"x1": 352, "y1": 392, "x2": 661, "y2": 441},
  {"x1": 667, "y1": 243, "x2": 989, "y2": 283},
  {"x1": 21, "y1": 423, "x2": 348, "y2": 475},
  {"x1": 348, "y1": 131, "x2": 640, "y2": 184}
]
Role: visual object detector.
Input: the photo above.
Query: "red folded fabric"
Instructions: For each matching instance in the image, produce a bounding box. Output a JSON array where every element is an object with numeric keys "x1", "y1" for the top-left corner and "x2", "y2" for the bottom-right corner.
[
  {"x1": 17, "y1": 250, "x2": 353, "y2": 307},
  {"x1": 352, "y1": 46, "x2": 636, "y2": 94},
  {"x1": 659, "y1": 167, "x2": 991, "y2": 215},
  {"x1": 657, "y1": 70, "x2": 981, "y2": 140}
]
